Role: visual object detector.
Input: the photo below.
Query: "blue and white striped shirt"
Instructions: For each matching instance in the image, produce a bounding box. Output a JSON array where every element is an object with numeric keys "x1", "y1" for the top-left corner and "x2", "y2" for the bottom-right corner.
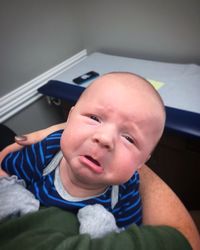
[{"x1": 2, "y1": 130, "x2": 142, "y2": 228}]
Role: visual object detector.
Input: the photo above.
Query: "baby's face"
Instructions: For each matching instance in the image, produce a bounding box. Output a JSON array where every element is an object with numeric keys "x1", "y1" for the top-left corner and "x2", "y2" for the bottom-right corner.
[{"x1": 60, "y1": 74, "x2": 165, "y2": 190}]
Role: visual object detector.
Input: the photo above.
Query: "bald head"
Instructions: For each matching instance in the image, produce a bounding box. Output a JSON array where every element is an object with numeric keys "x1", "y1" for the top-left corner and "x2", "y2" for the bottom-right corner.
[
  {"x1": 75, "y1": 72, "x2": 166, "y2": 151},
  {"x1": 80, "y1": 72, "x2": 165, "y2": 118}
]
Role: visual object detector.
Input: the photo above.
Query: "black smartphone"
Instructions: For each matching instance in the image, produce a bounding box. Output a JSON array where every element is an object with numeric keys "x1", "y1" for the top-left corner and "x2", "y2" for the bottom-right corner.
[{"x1": 72, "y1": 71, "x2": 100, "y2": 85}]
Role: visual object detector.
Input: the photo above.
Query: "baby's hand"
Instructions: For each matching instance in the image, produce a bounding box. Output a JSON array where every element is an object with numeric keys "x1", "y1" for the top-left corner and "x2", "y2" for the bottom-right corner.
[
  {"x1": 0, "y1": 176, "x2": 39, "y2": 221},
  {"x1": 77, "y1": 204, "x2": 122, "y2": 239}
]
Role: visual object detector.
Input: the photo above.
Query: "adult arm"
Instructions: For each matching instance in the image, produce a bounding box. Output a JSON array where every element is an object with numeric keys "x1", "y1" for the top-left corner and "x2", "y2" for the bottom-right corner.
[{"x1": 139, "y1": 165, "x2": 200, "y2": 250}]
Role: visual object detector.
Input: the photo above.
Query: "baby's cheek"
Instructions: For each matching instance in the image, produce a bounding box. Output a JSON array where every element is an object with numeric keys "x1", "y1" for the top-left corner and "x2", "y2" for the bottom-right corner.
[
  {"x1": 60, "y1": 129, "x2": 80, "y2": 154},
  {"x1": 126, "y1": 165, "x2": 138, "y2": 180},
  {"x1": 114, "y1": 163, "x2": 136, "y2": 184},
  {"x1": 60, "y1": 131, "x2": 71, "y2": 152},
  {"x1": 122, "y1": 158, "x2": 138, "y2": 179}
]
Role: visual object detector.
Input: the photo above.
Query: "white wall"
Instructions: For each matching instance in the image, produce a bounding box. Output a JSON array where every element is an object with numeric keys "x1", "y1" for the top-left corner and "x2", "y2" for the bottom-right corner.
[
  {"x1": 82, "y1": 0, "x2": 200, "y2": 64},
  {"x1": 1, "y1": 1, "x2": 84, "y2": 134},
  {"x1": 0, "y1": 0, "x2": 84, "y2": 97}
]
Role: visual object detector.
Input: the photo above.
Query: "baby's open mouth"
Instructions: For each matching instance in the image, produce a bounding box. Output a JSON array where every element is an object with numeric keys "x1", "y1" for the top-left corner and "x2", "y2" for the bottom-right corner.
[
  {"x1": 85, "y1": 155, "x2": 101, "y2": 167},
  {"x1": 80, "y1": 155, "x2": 103, "y2": 174}
]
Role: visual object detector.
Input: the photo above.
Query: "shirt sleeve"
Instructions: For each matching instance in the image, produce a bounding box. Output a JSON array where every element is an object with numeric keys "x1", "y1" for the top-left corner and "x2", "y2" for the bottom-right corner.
[{"x1": 1, "y1": 130, "x2": 63, "y2": 187}]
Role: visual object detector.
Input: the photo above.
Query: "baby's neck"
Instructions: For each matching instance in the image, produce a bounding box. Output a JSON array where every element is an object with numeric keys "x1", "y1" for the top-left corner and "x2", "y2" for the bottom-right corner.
[{"x1": 59, "y1": 158, "x2": 108, "y2": 198}]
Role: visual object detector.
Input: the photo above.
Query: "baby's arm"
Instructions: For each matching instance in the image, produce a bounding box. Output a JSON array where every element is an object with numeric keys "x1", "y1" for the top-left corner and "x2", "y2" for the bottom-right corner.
[
  {"x1": 0, "y1": 123, "x2": 66, "y2": 176},
  {"x1": 0, "y1": 143, "x2": 21, "y2": 176},
  {"x1": 139, "y1": 165, "x2": 200, "y2": 250}
]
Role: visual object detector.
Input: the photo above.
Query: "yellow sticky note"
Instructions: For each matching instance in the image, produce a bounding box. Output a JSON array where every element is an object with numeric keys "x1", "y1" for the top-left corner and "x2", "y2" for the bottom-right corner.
[{"x1": 148, "y1": 79, "x2": 165, "y2": 90}]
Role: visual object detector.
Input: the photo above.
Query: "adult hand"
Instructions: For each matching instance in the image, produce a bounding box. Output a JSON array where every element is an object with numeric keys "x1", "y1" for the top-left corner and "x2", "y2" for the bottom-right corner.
[{"x1": 15, "y1": 123, "x2": 66, "y2": 145}]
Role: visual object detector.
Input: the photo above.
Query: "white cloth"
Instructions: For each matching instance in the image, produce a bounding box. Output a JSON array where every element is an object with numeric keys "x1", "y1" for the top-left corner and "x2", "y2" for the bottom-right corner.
[
  {"x1": 0, "y1": 176, "x2": 39, "y2": 220},
  {"x1": 78, "y1": 204, "x2": 123, "y2": 239}
]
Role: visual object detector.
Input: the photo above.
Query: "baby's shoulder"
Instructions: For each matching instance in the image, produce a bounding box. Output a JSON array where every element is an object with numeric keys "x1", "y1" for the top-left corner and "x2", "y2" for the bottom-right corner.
[
  {"x1": 42, "y1": 130, "x2": 64, "y2": 160},
  {"x1": 46, "y1": 129, "x2": 64, "y2": 139},
  {"x1": 119, "y1": 171, "x2": 140, "y2": 192}
]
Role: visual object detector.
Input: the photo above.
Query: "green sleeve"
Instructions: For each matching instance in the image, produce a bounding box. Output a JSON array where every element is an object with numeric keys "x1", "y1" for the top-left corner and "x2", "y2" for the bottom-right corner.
[{"x1": 0, "y1": 207, "x2": 192, "y2": 250}]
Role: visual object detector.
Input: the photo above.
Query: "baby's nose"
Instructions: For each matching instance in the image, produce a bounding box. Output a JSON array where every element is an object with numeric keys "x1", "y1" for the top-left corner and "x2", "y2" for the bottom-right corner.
[{"x1": 92, "y1": 128, "x2": 115, "y2": 150}]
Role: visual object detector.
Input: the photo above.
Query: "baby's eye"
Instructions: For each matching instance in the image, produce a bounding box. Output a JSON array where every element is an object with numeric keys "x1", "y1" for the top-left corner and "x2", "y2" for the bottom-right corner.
[
  {"x1": 123, "y1": 135, "x2": 134, "y2": 144},
  {"x1": 89, "y1": 115, "x2": 100, "y2": 122}
]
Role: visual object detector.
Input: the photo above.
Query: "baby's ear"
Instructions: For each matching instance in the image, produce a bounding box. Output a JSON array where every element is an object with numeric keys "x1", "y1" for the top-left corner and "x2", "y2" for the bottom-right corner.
[
  {"x1": 146, "y1": 154, "x2": 151, "y2": 162},
  {"x1": 70, "y1": 106, "x2": 74, "y2": 111},
  {"x1": 69, "y1": 106, "x2": 74, "y2": 114},
  {"x1": 66, "y1": 106, "x2": 74, "y2": 120}
]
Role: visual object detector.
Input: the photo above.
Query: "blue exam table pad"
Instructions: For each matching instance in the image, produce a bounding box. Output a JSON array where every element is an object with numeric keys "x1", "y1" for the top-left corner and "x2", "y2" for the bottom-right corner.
[
  {"x1": 38, "y1": 80, "x2": 85, "y2": 104},
  {"x1": 37, "y1": 52, "x2": 200, "y2": 139}
]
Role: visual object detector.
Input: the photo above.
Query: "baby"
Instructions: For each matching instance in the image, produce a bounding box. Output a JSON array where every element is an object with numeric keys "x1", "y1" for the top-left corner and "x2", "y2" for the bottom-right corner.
[{"x1": 0, "y1": 72, "x2": 165, "y2": 229}]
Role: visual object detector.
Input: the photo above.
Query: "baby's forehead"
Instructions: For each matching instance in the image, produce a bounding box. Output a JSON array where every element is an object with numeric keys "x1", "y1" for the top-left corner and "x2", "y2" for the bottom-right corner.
[
  {"x1": 79, "y1": 73, "x2": 164, "y2": 109},
  {"x1": 83, "y1": 75, "x2": 140, "y2": 95},
  {"x1": 85, "y1": 82, "x2": 152, "y2": 106}
]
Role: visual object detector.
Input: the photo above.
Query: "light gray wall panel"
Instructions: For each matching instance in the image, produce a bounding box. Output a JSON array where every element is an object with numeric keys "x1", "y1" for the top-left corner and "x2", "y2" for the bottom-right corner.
[
  {"x1": 82, "y1": 0, "x2": 200, "y2": 64},
  {"x1": 1, "y1": 1, "x2": 83, "y2": 133},
  {"x1": 4, "y1": 97, "x2": 68, "y2": 135},
  {"x1": 1, "y1": 0, "x2": 83, "y2": 96}
]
